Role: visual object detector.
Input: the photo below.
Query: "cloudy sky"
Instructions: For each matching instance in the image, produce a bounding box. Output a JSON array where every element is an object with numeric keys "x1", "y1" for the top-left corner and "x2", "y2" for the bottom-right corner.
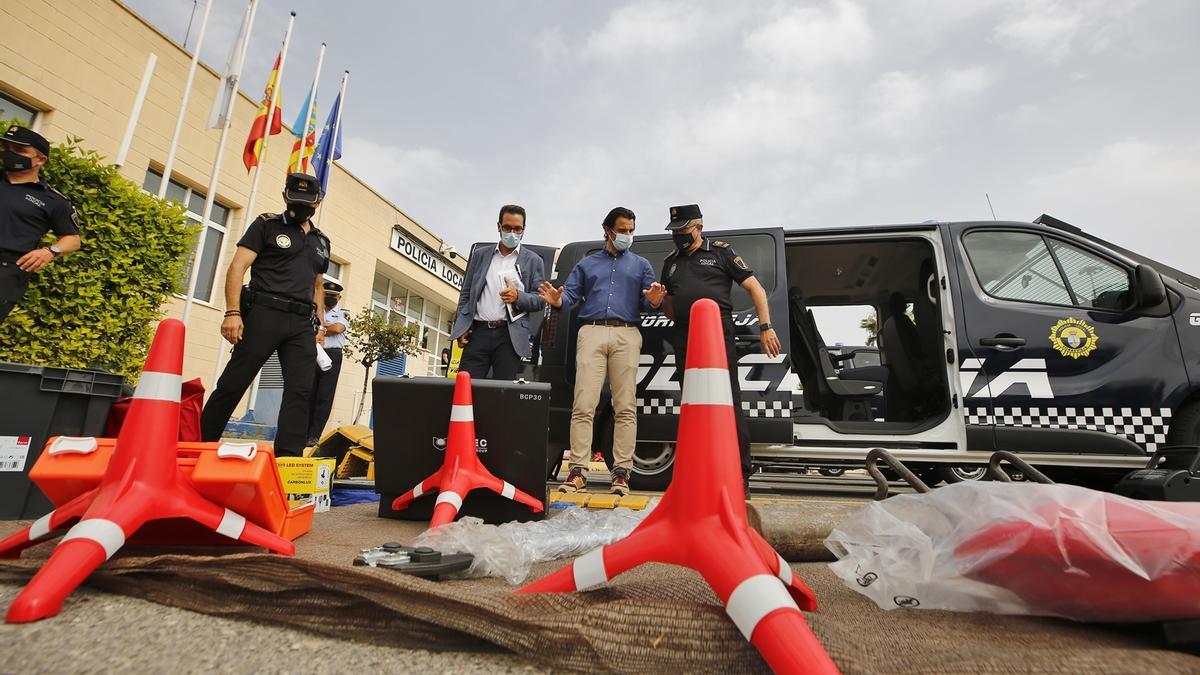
[{"x1": 127, "y1": 0, "x2": 1198, "y2": 342}]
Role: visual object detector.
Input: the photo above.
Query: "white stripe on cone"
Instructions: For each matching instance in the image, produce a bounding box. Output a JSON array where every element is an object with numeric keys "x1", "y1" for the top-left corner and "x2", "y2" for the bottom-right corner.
[
  {"x1": 133, "y1": 371, "x2": 183, "y2": 402},
  {"x1": 572, "y1": 547, "x2": 608, "y2": 591},
  {"x1": 435, "y1": 491, "x2": 463, "y2": 511},
  {"x1": 681, "y1": 368, "x2": 733, "y2": 406},
  {"x1": 60, "y1": 519, "x2": 126, "y2": 560},
  {"x1": 725, "y1": 574, "x2": 800, "y2": 640},
  {"x1": 449, "y1": 405, "x2": 473, "y2": 422},
  {"x1": 29, "y1": 512, "x2": 54, "y2": 540},
  {"x1": 776, "y1": 553, "x2": 793, "y2": 585},
  {"x1": 412, "y1": 483, "x2": 425, "y2": 498},
  {"x1": 216, "y1": 509, "x2": 247, "y2": 539},
  {"x1": 501, "y1": 482, "x2": 516, "y2": 499}
]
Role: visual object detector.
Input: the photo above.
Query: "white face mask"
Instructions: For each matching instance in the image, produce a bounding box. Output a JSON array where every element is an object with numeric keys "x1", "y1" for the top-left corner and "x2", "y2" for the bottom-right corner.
[{"x1": 611, "y1": 232, "x2": 633, "y2": 252}]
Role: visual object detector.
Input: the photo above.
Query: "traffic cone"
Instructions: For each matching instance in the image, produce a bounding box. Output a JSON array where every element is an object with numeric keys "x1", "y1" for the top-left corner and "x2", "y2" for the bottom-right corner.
[
  {"x1": 517, "y1": 299, "x2": 839, "y2": 674},
  {"x1": 390, "y1": 372, "x2": 543, "y2": 528},
  {"x1": 1, "y1": 319, "x2": 294, "y2": 623}
]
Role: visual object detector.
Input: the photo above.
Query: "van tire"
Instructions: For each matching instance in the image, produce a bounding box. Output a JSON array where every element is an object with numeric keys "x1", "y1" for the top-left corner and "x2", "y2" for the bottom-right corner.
[
  {"x1": 1166, "y1": 400, "x2": 1200, "y2": 447},
  {"x1": 629, "y1": 442, "x2": 676, "y2": 492},
  {"x1": 937, "y1": 465, "x2": 989, "y2": 483}
]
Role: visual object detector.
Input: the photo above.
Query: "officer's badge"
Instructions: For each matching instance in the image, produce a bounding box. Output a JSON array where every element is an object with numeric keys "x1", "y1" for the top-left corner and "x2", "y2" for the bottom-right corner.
[
  {"x1": 275, "y1": 234, "x2": 293, "y2": 249},
  {"x1": 733, "y1": 255, "x2": 748, "y2": 270},
  {"x1": 668, "y1": 263, "x2": 677, "y2": 277},
  {"x1": 1049, "y1": 317, "x2": 1098, "y2": 359}
]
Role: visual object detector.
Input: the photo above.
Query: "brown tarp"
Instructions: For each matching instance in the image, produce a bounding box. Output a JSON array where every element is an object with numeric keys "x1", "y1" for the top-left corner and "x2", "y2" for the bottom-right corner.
[{"x1": 1, "y1": 503, "x2": 1197, "y2": 673}]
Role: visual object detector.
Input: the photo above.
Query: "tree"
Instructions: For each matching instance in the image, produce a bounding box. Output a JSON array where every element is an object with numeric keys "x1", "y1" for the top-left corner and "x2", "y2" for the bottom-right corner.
[
  {"x1": 860, "y1": 311, "x2": 879, "y2": 347},
  {"x1": 343, "y1": 308, "x2": 421, "y2": 423},
  {"x1": 0, "y1": 126, "x2": 194, "y2": 380}
]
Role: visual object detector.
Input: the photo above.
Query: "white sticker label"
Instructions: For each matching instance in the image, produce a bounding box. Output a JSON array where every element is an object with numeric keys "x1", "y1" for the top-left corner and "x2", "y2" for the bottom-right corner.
[{"x1": 0, "y1": 436, "x2": 33, "y2": 472}]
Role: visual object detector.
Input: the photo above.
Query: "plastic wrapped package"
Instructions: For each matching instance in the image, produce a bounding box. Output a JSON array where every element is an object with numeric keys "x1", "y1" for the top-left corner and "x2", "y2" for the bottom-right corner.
[
  {"x1": 413, "y1": 504, "x2": 652, "y2": 584},
  {"x1": 825, "y1": 481, "x2": 1200, "y2": 622}
]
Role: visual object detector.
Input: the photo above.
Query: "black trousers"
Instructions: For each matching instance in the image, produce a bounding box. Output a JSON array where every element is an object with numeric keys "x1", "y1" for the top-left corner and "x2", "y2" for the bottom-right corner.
[
  {"x1": 672, "y1": 320, "x2": 752, "y2": 482},
  {"x1": 307, "y1": 347, "x2": 343, "y2": 439},
  {"x1": 200, "y1": 305, "x2": 316, "y2": 457},
  {"x1": 0, "y1": 258, "x2": 31, "y2": 325},
  {"x1": 458, "y1": 324, "x2": 521, "y2": 380}
]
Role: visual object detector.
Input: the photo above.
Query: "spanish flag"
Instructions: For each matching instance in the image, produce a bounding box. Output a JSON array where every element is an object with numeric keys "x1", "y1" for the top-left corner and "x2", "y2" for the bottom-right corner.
[
  {"x1": 288, "y1": 85, "x2": 318, "y2": 173},
  {"x1": 242, "y1": 52, "x2": 285, "y2": 172}
]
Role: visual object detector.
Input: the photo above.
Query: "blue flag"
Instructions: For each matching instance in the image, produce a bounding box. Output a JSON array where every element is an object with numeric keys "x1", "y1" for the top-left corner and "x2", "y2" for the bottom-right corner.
[{"x1": 312, "y1": 91, "x2": 343, "y2": 194}]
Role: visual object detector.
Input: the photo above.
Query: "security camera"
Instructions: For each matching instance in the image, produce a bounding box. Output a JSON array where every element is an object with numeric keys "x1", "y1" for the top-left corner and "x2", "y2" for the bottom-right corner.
[{"x1": 440, "y1": 244, "x2": 458, "y2": 259}]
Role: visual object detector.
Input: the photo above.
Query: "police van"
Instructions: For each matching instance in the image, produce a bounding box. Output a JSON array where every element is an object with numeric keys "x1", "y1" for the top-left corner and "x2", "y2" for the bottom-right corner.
[{"x1": 533, "y1": 214, "x2": 1200, "y2": 490}]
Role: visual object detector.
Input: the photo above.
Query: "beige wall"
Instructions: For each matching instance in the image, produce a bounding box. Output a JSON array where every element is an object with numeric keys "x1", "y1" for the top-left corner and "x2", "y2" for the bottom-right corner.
[{"x1": 0, "y1": 0, "x2": 465, "y2": 433}]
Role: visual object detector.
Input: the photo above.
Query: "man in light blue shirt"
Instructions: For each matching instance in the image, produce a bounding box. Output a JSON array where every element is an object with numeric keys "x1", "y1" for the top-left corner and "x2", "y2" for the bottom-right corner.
[
  {"x1": 307, "y1": 280, "x2": 349, "y2": 445},
  {"x1": 539, "y1": 207, "x2": 666, "y2": 495}
]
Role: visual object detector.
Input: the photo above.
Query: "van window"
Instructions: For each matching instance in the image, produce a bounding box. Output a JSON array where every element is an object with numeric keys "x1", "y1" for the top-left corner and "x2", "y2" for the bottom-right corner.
[
  {"x1": 634, "y1": 233, "x2": 777, "y2": 312},
  {"x1": 963, "y1": 231, "x2": 1072, "y2": 305},
  {"x1": 1047, "y1": 239, "x2": 1132, "y2": 310}
]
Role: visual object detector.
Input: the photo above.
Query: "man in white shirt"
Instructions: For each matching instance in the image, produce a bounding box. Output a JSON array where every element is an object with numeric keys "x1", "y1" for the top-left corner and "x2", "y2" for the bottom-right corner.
[{"x1": 307, "y1": 280, "x2": 349, "y2": 445}]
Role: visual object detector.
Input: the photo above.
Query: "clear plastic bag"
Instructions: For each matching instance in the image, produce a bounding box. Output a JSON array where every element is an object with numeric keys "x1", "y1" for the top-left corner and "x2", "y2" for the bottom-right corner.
[
  {"x1": 413, "y1": 504, "x2": 652, "y2": 584},
  {"x1": 825, "y1": 481, "x2": 1200, "y2": 622}
]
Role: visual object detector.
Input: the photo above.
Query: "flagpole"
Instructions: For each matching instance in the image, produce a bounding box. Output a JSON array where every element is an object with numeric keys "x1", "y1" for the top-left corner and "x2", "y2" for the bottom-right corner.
[
  {"x1": 297, "y1": 43, "x2": 325, "y2": 172},
  {"x1": 158, "y1": 0, "x2": 214, "y2": 198},
  {"x1": 181, "y1": 0, "x2": 260, "y2": 327},
  {"x1": 315, "y1": 70, "x2": 348, "y2": 230}
]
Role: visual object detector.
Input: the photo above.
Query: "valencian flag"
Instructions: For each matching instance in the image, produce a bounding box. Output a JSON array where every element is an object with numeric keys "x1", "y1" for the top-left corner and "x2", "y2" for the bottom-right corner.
[
  {"x1": 288, "y1": 85, "x2": 318, "y2": 173},
  {"x1": 312, "y1": 90, "x2": 343, "y2": 193},
  {"x1": 242, "y1": 52, "x2": 285, "y2": 171}
]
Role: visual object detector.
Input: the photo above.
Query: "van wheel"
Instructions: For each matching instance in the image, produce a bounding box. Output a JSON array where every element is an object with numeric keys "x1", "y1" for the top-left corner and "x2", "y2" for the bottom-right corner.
[
  {"x1": 629, "y1": 442, "x2": 675, "y2": 491},
  {"x1": 937, "y1": 465, "x2": 989, "y2": 483},
  {"x1": 818, "y1": 468, "x2": 846, "y2": 477},
  {"x1": 1167, "y1": 400, "x2": 1200, "y2": 446}
]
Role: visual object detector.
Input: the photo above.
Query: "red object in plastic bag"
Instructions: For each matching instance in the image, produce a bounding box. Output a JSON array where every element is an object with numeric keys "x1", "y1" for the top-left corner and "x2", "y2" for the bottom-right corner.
[{"x1": 105, "y1": 377, "x2": 204, "y2": 441}]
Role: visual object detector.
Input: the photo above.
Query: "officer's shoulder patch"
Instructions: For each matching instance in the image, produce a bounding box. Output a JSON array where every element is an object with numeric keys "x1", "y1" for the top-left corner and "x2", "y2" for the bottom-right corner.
[
  {"x1": 712, "y1": 240, "x2": 730, "y2": 248},
  {"x1": 47, "y1": 185, "x2": 70, "y2": 201},
  {"x1": 260, "y1": 212, "x2": 281, "y2": 223},
  {"x1": 664, "y1": 249, "x2": 679, "y2": 260}
]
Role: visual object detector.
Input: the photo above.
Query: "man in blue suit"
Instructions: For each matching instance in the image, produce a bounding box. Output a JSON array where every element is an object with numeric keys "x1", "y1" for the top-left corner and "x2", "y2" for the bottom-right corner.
[{"x1": 450, "y1": 204, "x2": 546, "y2": 380}]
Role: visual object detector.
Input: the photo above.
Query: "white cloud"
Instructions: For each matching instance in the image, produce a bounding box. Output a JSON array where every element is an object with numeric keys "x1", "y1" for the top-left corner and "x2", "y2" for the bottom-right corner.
[
  {"x1": 993, "y1": 0, "x2": 1146, "y2": 64},
  {"x1": 340, "y1": 137, "x2": 468, "y2": 226},
  {"x1": 863, "y1": 67, "x2": 994, "y2": 138},
  {"x1": 743, "y1": 0, "x2": 873, "y2": 72},
  {"x1": 533, "y1": 26, "x2": 569, "y2": 64},
  {"x1": 581, "y1": 1, "x2": 732, "y2": 63}
]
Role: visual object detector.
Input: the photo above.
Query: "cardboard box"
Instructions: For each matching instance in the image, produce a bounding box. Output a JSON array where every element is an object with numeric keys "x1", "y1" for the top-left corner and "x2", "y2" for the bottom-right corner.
[{"x1": 276, "y1": 457, "x2": 335, "y2": 512}]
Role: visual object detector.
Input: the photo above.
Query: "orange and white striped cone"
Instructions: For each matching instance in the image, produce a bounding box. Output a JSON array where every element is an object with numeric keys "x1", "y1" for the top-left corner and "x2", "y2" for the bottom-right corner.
[
  {"x1": 518, "y1": 299, "x2": 838, "y2": 674},
  {"x1": 390, "y1": 372, "x2": 543, "y2": 528},
  {"x1": 4, "y1": 319, "x2": 294, "y2": 624}
]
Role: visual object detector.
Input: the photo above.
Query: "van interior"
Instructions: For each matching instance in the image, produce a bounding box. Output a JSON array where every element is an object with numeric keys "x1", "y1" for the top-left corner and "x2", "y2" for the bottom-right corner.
[{"x1": 784, "y1": 238, "x2": 950, "y2": 433}]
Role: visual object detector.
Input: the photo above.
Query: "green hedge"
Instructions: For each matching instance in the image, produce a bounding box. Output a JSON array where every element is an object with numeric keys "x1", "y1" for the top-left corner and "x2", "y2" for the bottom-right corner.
[{"x1": 0, "y1": 129, "x2": 195, "y2": 380}]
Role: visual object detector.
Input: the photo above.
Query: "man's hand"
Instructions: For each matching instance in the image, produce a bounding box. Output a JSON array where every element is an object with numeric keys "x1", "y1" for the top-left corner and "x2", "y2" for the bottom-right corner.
[
  {"x1": 499, "y1": 285, "x2": 519, "y2": 304},
  {"x1": 317, "y1": 327, "x2": 326, "y2": 346},
  {"x1": 221, "y1": 316, "x2": 245, "y2": 344},
  {"x1": 16, "y1": 248, "x2": 54, "y2": 273},
  {"x1": 538, "y1": 281, "x2": 563, "y2": 307},
  {"x1": 761, "y1": 328, "x2": 781, "y2": 358},
  {"x1": 457, "y1": 330, "x2": 472, "y2": 348},
  {"x1": 643, "y1": 282, "x2": 666, "y2": 308}
]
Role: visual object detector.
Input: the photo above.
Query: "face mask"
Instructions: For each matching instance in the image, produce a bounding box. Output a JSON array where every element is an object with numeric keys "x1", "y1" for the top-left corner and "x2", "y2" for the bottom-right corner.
[
  {"x1": 673, "y1": 231, "x2": 695, "y2": 254},
  {"x1": 323, "y1": 294, "x2": 338, "y2": 307},
  {"x1": 0, "y1": 150, "x2": 33, "y2": 172},
  {"x1": 501, "y1": 231, "x2": 523, "y2": 249},
  {"x1": 611, "y1": 232, "x2": 633, "y2": 252},
  {"x1": 285, "y1": 202, "x2": 316, "y2": 224}
]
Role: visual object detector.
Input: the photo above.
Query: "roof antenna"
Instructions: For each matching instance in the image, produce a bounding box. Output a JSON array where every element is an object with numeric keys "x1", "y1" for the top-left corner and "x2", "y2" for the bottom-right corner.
[{"x1": 985, "y1": 193, "x2": 998, "y2": 221}]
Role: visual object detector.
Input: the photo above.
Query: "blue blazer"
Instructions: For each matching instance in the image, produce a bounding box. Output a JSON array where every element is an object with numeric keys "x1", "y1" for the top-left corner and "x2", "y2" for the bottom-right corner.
[{"x1": 450, "y1": 245, "x2": 546, "y2": 359}]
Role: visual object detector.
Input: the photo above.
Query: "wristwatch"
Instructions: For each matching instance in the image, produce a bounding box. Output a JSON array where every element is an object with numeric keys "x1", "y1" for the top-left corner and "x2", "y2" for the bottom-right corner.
[
  {"x1": 758, "y1": 322, "x2": 772, "y2": 332},
  {"x1": 47, "y1": 245, "x2": 62, "y2": 257}
]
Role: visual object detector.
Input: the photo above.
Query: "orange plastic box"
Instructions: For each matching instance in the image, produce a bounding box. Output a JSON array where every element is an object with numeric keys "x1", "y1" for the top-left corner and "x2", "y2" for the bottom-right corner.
[{"x1": 29, "y1": 437, "x2": 313, "y2": 544}]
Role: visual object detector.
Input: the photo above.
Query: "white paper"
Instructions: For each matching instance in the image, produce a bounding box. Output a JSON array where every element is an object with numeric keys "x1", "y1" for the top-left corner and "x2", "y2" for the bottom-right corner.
[{"x1": 0, "y1": 436, "x2": 33, "y2": 472}]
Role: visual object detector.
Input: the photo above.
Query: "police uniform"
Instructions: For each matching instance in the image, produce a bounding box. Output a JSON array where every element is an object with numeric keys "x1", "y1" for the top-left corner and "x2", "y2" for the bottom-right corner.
[
  {"x1": 661, "y1": 204, "x2": 755, "y2": 482},
  {"x1": 0, "y1": 126, "x2": 79, "y2": 323},
  {"x1": 200, "y1": 173, "x2": 331, "y2": 457},
  {"x1": 307, "y1": 280, "x2": 349, "y2": 443}
]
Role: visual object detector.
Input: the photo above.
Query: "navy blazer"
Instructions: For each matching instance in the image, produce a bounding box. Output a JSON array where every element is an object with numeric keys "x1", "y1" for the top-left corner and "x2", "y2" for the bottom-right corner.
[{"x1": 450, "y1": 244, "x2": 546, "y2": 359}]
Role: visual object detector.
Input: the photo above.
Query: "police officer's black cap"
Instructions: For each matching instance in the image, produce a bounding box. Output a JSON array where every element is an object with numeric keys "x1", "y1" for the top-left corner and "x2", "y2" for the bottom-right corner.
[
  {"x1": 666, "y1": 204, "x2": 702, "y2": 230},
  {"x1": 3, "y1": 125, "x2": 50, "y2": 157},
  {"x1": 284, "y1": 172, "x2": 322, "y2": 204},
  {"x1": 322, "y1": 280, "x2": 343, "y2": 293}
]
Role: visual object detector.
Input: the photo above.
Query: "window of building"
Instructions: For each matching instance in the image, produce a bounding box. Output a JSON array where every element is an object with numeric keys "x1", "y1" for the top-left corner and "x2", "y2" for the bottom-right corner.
[
  {"x1": 325, "y1": 259, "x2": 343, "y2": 283},
  {"x1": 142, "y1": 169, "x2": 231, "y2": 303},
  {"x1": 0, "y1": 91, "x2": 38, "y2": 127},
  {"x1": 370, "y1": 272, "x2": 452, "y2": 374}
]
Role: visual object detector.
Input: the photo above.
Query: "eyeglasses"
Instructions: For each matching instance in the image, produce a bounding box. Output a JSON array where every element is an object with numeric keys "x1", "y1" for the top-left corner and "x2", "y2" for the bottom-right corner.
[{"x1": 500, "y1": 225, "x2": 525, "y2": 234}]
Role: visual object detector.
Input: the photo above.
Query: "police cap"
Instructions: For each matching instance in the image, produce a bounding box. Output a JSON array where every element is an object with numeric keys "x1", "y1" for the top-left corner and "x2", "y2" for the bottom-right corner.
[
  {"x1": 3, "y1": 125, "x2": 51, "y2": 157},
  {"x1": 322, "y1": 280, "x2": 343, "y2": 293},
  {"x1": 284, "y1": 172, "x2": 322, "y2": 204},
  {"x1": 666, "y1": 204, "x2": 702, "y2": 230}
]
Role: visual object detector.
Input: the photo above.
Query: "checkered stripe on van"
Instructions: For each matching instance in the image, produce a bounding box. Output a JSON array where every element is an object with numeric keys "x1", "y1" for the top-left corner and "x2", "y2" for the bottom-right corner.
[
  {"x1": 636, "y1": 397, "x2": 790, "y2": 418},
  {"x1": 964, "y1": 406, "x2": 1172, "y2": 451}
]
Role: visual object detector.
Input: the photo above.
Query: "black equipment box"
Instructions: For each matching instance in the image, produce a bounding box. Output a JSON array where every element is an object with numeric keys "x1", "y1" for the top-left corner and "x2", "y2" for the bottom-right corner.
[
  {"x1": 0, "y1": 363, "x2": 124, "y2": 519},
  {"x1": 373, "y1": 376, "x2": 552, "y2": 524},
  {"x1": 1116, "y1": 445, "x2": 1200, "y2": 501}
]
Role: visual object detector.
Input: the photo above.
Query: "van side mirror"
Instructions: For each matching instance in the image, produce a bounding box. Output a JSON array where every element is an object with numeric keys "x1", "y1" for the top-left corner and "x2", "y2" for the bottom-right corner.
[{"x1": 1134, "y1": 264, "x2": 1167, "y2": 308}]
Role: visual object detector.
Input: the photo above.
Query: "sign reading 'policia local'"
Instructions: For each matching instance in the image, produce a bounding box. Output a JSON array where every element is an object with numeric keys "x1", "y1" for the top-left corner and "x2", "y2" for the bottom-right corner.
[
  {"x1": 1049, "y1": 317, "x2": 1099, "y2": 359},
  {"x1": 389, "y1": 227, "x2": 464, "y2": 290}
]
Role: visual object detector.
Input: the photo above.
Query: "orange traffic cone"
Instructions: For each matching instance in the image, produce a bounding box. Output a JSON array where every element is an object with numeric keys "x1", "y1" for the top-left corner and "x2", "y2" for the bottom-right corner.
[
  {"x1": 390, "y1": 372, "x2": 543, "y2": 528},
  {"x1": 517, "y1": 299, "x2": 838, "y2": 674},
  {"x1": 0, "y1": 319, "x2": 294, "y2": 623}
]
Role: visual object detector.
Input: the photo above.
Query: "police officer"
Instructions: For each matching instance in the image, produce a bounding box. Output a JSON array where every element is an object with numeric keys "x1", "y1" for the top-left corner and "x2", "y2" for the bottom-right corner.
[
  {"x1": 306, "y1": 279, "x2": 349, "y2": 446},
  {"x1": 661, "y1": 204, "x2": 781, "y2": 489},
  {"x1": 0, "y1": 126, "x2": 81, "y2": 323},
  {"x1": 200, "y1": 173, "x2": 331, "y2": 457}
]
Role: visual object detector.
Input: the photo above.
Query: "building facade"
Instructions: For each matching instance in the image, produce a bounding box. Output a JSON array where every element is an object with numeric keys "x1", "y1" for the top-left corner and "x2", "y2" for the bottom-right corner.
[{"x1": 0, "y1": 0, "x2": 466, "y2": 433}]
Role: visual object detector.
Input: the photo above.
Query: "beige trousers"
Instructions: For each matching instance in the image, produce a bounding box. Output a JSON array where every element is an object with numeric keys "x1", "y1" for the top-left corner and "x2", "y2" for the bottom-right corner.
[{"x1": 569, "y1": 325, "x2": 642, "y2": 471}]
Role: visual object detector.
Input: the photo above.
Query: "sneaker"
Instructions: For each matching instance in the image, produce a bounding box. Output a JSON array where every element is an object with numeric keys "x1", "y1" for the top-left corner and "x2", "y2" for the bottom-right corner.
[
  {"x1": 610, "y1": 468, "x2": 630, "y2": 496},
  {"x1": 558, "y1": 466, "x2": 588, "y2": 493}
]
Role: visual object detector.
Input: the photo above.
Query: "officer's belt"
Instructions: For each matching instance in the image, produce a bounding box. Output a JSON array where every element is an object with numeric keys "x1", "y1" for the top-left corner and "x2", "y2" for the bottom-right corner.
[{"x1": 244, "y1": 286, "x2": 315, "y2": 316}]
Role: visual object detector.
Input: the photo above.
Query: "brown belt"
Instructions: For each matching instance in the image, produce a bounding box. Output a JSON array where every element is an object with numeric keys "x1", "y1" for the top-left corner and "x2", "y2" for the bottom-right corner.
[
  {"x1": 473, "y1": 319, "x2": 507, "y2": 329},
  {"x1": 583, "y1": 319, "x2": 638, "y2": 328}
]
